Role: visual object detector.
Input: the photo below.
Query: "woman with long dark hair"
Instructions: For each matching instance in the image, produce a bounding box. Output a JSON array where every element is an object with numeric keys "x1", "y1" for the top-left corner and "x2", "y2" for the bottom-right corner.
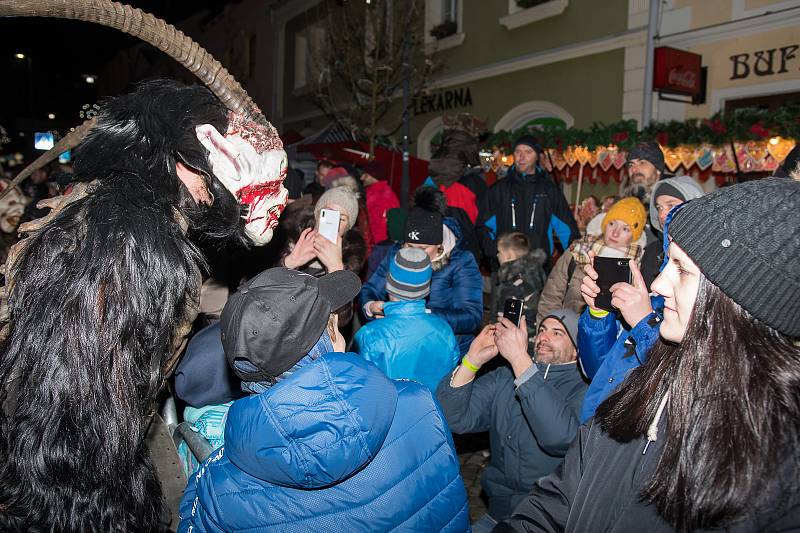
[{"x1": 495, "y1": 177, "x2": 800, "y2": 532}]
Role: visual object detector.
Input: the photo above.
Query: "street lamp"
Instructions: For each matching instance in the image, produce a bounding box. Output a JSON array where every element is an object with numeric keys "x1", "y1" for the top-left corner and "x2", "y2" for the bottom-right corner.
[{"x1": 14, "y1": 53, "x2": 25, "y2": 60}]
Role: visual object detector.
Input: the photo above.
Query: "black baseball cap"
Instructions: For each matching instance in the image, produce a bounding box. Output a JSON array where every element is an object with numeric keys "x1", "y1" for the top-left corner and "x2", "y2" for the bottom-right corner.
[{"x1": 220, "y1": 267, "x2": 361, "y2": 382}]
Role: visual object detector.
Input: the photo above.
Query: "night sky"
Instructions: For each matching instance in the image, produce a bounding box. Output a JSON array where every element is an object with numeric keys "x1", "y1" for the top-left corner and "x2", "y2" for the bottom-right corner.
[{"x1": 0, "y1": 0, "x2": 228, "y2": 158}]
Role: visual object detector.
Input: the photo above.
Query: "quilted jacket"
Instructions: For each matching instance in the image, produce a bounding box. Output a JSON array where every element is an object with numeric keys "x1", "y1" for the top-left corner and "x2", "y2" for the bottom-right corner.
[
  {"x1": 178, "y1": 352, "x2": 470, "y2": 533},
  {"x1": 354, "y1": 299, "x2": 460, "y2": 392}
]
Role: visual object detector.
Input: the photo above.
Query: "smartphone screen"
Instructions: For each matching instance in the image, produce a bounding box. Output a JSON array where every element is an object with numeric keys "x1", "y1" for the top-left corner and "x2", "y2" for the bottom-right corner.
[
  {"x1": 503, "y1": 298, "x2": 524, "y2": 328},
  {"x1": 594, "y1": 257, "x2": 632, "y2": 311},
  {"x1": 318, "y1": 208, "x2": 340, "y2": 243}
]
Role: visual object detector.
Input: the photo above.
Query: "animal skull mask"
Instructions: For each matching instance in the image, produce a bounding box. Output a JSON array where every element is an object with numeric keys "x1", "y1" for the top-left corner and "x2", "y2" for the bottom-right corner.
[{"x1": 196, "y1": 112, "x2": 288, "y2": 245}]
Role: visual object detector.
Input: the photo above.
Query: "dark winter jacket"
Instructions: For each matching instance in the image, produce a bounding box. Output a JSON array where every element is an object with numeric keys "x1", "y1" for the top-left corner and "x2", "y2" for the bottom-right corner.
[
  {"x1": 179, "y1": 352, "x2": 470, "y2": 532},
  {"x1": 436, "y1": 361, "x2": 587, "y2": 520},
  {"x1": 360, "y1": 217, "x2": 483, "y2": 355},
  {"x1": 476, "y1": 166, "x2": 579, "y2": 266},
  {"x1": 494, "y1": 250, "x2": 548, "y2": 352},
  {"x1": 495, "y1": 419, "x2": 800, "y2": 532},
  {"x1": 577, "y1": 297, "x2": 662, "y2": 423}
]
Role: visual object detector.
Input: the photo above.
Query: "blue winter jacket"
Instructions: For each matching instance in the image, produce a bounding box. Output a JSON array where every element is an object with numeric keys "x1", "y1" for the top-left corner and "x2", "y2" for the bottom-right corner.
[
  {"x1": 354, "y1": 299, "x2": 460, "y2": 392},
  {"x1": 578, "y1": 204, "x2": 685, "y2": 422},
  {"x1": 578, "y1": 300, "x2": 663, "y2": 423},
  {"x1": 360, "y1": 217, "x2": 483, "y2": 355},
  {"x1": 178, "y1": 352, "x2": 470, "y2": 533}
]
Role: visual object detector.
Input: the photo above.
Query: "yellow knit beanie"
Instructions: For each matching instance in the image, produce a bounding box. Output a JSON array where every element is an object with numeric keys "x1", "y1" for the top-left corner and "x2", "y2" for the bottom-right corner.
[{"x1": 601, "y1": 197, "x2": 647, "y2": 242}]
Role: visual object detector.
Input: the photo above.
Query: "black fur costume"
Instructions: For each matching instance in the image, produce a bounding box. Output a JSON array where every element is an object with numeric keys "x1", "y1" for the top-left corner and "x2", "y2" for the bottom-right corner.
[{"x1": 0, "y1": 81, "x2": 247, "y2": 532}]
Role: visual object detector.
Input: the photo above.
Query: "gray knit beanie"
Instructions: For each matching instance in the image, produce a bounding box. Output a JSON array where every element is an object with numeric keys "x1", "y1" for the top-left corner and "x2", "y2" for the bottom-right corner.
[
  {"x1": 314, "y1": 186, "x2": 359, "y2": 230},
  {"x1": 541, "y1": 308, "x2": 580, "y2": 349},
  {"x1": 386, "y1": 247, "x2": 432, "y2": 300},
  {"x1": 668, "y1": 177, "x2": 800, "y2": 337}
]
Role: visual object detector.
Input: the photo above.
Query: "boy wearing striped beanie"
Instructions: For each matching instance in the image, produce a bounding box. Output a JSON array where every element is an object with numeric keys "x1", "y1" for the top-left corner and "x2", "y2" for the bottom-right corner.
[{"x1": 354, "y1": 247, "x2": 460, "y2": 392}]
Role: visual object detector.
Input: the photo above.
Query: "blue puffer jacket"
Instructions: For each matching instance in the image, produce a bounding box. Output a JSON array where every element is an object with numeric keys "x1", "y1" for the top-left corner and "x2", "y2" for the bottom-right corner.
[
  {"x1": 577, "y1": 297, "x2": 663, "y2": 423},
  {"x1": 354, "y1": 299, "x2": 461, "y2": 392},
  {"x1": 360, "y1": 217, "x2": 483, "y2": 355},
  {"x1": 178, "y1": 352, "x2": 470, "y2": 533},
  {"x1": 578, "y1": 205, "x2": 684, "y2": 422}
]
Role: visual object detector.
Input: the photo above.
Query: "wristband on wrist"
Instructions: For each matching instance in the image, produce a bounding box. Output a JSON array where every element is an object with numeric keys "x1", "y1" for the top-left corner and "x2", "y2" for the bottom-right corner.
[
  {"x1": 461, "y1": 355, "x2": 481, "y2": 373},
  {"x1": 589, "y1": 308, "x2": 610, "y2": 318}
]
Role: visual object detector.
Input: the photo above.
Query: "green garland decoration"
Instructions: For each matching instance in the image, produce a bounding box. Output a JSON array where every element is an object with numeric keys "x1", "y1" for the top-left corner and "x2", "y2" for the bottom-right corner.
[{"x1": 486, "y1": 105, "x2": 800, "y2": 153}]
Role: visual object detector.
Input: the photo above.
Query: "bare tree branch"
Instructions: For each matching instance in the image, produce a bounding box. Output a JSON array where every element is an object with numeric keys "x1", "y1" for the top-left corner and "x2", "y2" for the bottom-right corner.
[{"x1": 310, "y1": 0, "x2": 439, "y2": 156}]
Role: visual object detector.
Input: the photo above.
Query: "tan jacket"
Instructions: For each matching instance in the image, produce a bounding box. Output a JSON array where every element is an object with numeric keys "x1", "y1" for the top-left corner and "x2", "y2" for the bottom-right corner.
[
  {"x1": 536, "y1": 236, "x2": 642, "y2": 325},
  {"x1": 536, "y1": 251, "x2": 587, "y2": 326}
]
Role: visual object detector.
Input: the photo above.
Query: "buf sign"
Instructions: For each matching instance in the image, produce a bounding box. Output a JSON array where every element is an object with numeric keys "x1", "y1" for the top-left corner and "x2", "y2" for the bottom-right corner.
[{"x1": 654, "y1": 47, "x2": 703, "y2": 96}]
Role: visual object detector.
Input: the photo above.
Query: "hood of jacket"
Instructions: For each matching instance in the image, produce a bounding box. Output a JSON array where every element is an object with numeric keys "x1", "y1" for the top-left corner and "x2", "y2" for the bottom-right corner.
[
  {"x1": 498, "y1": 249, "x2": 547, "y2": 283},
  {"x1": 649, "y1": 175, "x2": 705, "y2": 231},
  {"x1": 434, "y1": 216, "x2": 465, "y2": 262},
  {"x1": 223, "y1": 352, "x2": 398, "y2": 489}
]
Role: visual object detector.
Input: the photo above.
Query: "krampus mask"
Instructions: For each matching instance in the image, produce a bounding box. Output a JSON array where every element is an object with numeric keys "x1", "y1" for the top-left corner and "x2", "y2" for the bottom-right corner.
[{"x1": 0, "y1": 1, "x2": 287, "y2": 531}]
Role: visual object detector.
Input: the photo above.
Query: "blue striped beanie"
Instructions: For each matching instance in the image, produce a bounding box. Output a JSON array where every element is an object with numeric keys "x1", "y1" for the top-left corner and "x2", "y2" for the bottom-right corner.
[{"x1": 386, "y1": 247, "x2": 432, "y2": 300}]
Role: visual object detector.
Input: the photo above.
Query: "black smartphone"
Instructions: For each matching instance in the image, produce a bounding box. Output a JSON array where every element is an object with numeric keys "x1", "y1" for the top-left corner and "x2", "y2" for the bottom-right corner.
[
  {"x1": 593, "y1": 257, "x2": 632, "y2": 311},
  {"x1": 503, "y1": 298, "x2": 524, "y2": 327}
]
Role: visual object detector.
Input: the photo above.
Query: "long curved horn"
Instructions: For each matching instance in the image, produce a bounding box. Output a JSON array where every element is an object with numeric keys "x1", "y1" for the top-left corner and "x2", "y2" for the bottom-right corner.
[
  {"x1": 0, "y1": 0, "x2": 266, "y2": 124},
  {"x1": 0, "y1": 0, "x2": 270, "y2": 198}
]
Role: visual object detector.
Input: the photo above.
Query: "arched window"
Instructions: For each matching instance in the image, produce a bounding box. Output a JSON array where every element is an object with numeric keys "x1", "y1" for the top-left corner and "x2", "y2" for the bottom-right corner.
[{"x1": 416, "y1": 116, "x2": 444, "y2": 161}]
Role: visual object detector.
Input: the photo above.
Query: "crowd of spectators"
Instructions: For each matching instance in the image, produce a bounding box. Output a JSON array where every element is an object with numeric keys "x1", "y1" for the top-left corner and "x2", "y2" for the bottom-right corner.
[{"x1": 3, "y1": 135, "x2": 799, "y2": 532}]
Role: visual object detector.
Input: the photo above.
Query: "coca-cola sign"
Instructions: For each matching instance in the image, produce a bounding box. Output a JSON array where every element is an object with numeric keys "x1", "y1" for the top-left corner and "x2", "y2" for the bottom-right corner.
[{"x1": 654, "y1": 47, "x2": 702, "y2": 96}]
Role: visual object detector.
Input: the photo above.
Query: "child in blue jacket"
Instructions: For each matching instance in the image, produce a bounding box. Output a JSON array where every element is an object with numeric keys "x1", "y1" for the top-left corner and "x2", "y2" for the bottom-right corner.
[{"x1": 355, "y1": 247, "x2": 460, "y2": 392}]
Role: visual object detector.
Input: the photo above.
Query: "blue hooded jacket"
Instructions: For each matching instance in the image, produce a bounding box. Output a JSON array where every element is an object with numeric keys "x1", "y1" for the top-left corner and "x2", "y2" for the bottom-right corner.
[
  {"x1": 577, "y1": 205, "x2": 689, "y2": 422},
  {"x1": 354, "y1": 299, "x2": 461, "y2": 392},
  {"x1": 178, "y1": 351, "x2": 470, "y2": 532},
  {"x1": 360, "y1": 217, "x2": 483, "y2": 355}
]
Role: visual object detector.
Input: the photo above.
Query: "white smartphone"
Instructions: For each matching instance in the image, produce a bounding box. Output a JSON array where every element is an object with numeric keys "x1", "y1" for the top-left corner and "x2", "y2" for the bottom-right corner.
[{"x1": 318, "y1": 208, "x2": 340, "y2": 243}]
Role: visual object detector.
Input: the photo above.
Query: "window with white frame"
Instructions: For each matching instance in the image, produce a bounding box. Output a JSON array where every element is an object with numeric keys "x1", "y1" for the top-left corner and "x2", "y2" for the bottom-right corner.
[
  {"x1": 424, "y1": 0, "x2": 465, "y2": 51},
  {"x1": 500, "y1": 0, "x2": 568, "y2": 30},
  {"x1": 293, "y1": 23, "x2": 326, "y2": 91},
  {"x1": 442, "y1": 0, "x2": 457, "y2": 23}
]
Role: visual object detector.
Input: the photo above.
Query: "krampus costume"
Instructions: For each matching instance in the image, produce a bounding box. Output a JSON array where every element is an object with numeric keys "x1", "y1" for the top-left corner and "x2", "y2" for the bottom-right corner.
[{"x1": 0, "y1": 1, "x2": 288, "y2": 531}]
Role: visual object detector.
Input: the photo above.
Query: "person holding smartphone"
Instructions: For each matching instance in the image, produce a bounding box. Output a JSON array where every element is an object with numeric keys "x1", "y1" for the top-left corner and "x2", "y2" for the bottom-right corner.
[
  {"x1": 280, "y1": 186, "x2": 366, "y2": 326},
  {"x1": 436, "y1": 308, "x2": 586, "y2": 531},
  {"x1": 536, "y1": 197, "x2": 647, "y2": 325},
  {"x1": 281, "y1": 186, "x2": 363, "y2": 275},
  {"x1": 496, "y1": 177, "x2": 800, "y2": 533}
]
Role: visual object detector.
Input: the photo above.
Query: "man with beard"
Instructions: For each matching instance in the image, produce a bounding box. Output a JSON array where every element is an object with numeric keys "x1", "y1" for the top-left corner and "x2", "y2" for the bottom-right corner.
[
  {"x1": 436, "y1": 309, "x2": 586, "y2": 532},
  {"x1": 588, "y1": 141, "x2": 669, "y2": 245},
  {"x1": 622, "y1": 141, "x2": 667, "y2": 207}
]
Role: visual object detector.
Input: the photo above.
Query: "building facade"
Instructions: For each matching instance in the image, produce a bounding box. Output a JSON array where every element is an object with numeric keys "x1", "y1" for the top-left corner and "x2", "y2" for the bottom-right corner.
[
  {"x1": 645, "y1": 0, "x2": 800, "y2": 122},
  {"x1": 270, "y1": 0, "x2": 799, "y2": 201}
]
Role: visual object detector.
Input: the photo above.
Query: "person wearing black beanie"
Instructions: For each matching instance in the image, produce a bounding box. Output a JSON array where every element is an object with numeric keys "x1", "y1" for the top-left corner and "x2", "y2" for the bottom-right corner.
[
  {"x1": 623, "y1": 141, "x2": 669, "y2": 207},
  {"x1": 497, "y1": 177, "x2": 800, "y2": 533},
  {"x1": 774, "y1": 144, "x2": 800, "y2": 179},
  {"x1": 360, "y1": 187, "x2": 484, "y2": 355},
  {"x1": 476, "y1": 134, "x2": 579, "y2": 267}
]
